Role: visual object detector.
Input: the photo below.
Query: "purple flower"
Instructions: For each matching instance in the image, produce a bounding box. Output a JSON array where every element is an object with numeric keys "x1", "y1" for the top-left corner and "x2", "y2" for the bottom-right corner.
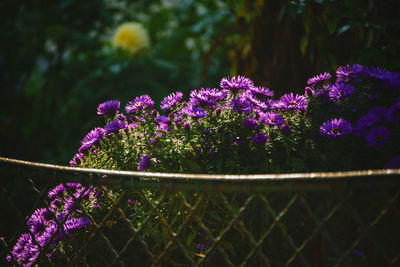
[
  {"x1": 125, "y1": 95, "x2": 154, "y2": 114},
  {"x1": 246, "y1": 86, "x2": 273, "y2": 110},
  {"x1": 352, "y1": 113, "x2": 381, "y2": 137},
  {"x1": 382, "y1": 72, "x2": 400, "y2": 88},
  {"x1": 78, "y1": 128, "x2": 105, "y2": 154},
  {"x1": 368, "y1": 107, "x2": 388, "y2": 120},
  {"x1": 105, "y1": 120, "x2": 126, "y2": 134},
  {"x1": 320, "y1": 118, "x2": 352, "y2": 138},
  {"x1": 365, "y1": 126, "x2": 391, "y2": 146},
  {"x1": 243, "y1": 117, "x2": 259, "y2": 129},
  {"x1": 155, "y1": 115, "x2": 170, "y2": 124},
  {"x1": 64, "y1": 217, "x2": 91, "y2": 233},
  {"x1": 117, "y1": 113, "x2": 127, "y2": 121},
  {"x1": 281, "y1": 124, "x2": 292, "y2": 133},
  {"x1": 69, "y1": 152, "x2": 84, "y2": 167},
  {"x1": 184, "y1": 121, "x2": 191, "y2": 131},
  {"x1": 387, "y1": 102, "x2": 400, "y2": 122},
  {"x1": 200, "y1": 88, "x2": 227, "y2": 101},
  {"x1": 366, "y1": 66, "x2": 391, "y2": 81},
  {"x1": 328, "y1": 83, "x2": 355, "y2": 101},
  {"x1": 97, "y1": 100, "x2": 120, "y2": 118},
  {"x1": 336, "y1": 64, "x2": 366, "y2": 82},
  {"x1": 156, "y1": 123, "x2": 169, "y2": 132},
  {"x1": 48, "y1": 183, "x2": 82, "y2": 199},
  {"x1": 220, "y1": 76, "x2": 254, "y2": 92},
  {"x1": 386, "y1": 155, "x2": 400, "y2": 169},
  {"x1": 160, "y1": 91, "x2": 183, "y2": 110},
  {"x1": 252, "y1": 133, "x2": 269, "y2": 144},
  {"x1": 307, "y1": 72, "x2": 332, "y2": 86},
  {"x1": 261, "y1": 112, "x2": 285, "y2": 126},
  {"x1": 231, "y1": 97, "x2": 253, "y2": 113},
  {"x1": 138, "y1": 155, "x2": 151, "y2": 171},
  {"x1": 7, "y1": 233, "x2": 39, "y2": 266},
  {"x1": 188, "y1": 89, "x2": 219, "y2": 109},
  {"x1": 275, "y1": 93, "x2": 307, "y2": 112},
  {"x1": 181, "y1": 106, "x2": 207, "y2": 118},
  {"x1": 34, "y1": 221, "x2": 59, "y2": 247}
]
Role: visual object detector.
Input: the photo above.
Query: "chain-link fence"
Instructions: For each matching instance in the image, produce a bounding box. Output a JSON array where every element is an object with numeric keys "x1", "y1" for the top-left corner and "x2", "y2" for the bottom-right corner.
[{"x1": 1, "y1": 156, "x2": 399, "y2": 266}]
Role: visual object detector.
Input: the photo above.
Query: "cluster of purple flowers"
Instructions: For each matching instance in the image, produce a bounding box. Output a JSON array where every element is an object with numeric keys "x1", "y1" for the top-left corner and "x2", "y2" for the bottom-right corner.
[
  {"x1": 311, "y1": 64, "x2": 400, "y2": 167},
  {"x1": 70, "y1": 75, "x2": 311, "y2": 172},
  {"x1": 68, "y1": 65, "x2": 398, "y2": 174},
  {"x1": 7, "y1": 183, "x2": 97, "y2": 266}
]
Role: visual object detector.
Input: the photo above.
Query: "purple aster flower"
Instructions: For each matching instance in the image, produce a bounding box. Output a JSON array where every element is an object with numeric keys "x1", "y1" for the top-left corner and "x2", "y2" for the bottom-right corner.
[
  {"x1": 307, "y1": 72, "x2": 332, "y2": 86},
  {"x1": 173, "y1": 113, "x2": 183, "y2": 127},
  {"x1": 336, "y1": 64, "x2": 366, "y2": 82},
  {"x1": 243, "y1": 117, "x2": 259, "y2": 129},
  {"x1": 50, "y1": 198, "x2": 63, "y2": 213},
  {"x1": 365, "y1": 126, "x2": 391, "y2": 146},
  {"x1": 382, "y1": 72, "x2": 400, "y2": 88},
  {"x1": 156, "y1": 123, "x2": 169, "y2": 132},
  {"x1": 138, "y1": 155, "x2": 151, "y2": 171},
  {"x1": 69, "y1": 152, "x2": 84, "y2": 167},
  {"x1": 261, "y1": 112, "x2": 285, "y2": 126},
  {"x1": 366, "y1": 66, "x2": 391, "y2": 80},
  {"x1": 276, "y1": 93, "x2": 307, "y2": 112},
  {"x1": 27, "y1": 208, "x2": 52, "y2": 224},
  {"x1": 160, "y1": 91, "x2": 183, "y2": 110},
  {"x1": 320, "y1": 118, "x2": 352, "y2": 138},
  {"x1": 64, "y1": 217, "x2": 91, "y2": 233},
  {"x1": 281, "y1": 124, "x2": 292, "y2": 133},
  {"x1": 74, "y1": 185, "x2": 95, "y2": 199},
  {"x1": 328, "y1": 83, "x2": 355, "y2": 101},
  {"x1": 230, "y1": 97, "x2": 253, "y2": 113},
  {"x1": 117, "y1": 113, "x2": 127, "y2": 121},
  {"x1": 181, "y1": 106, "x2": 207, "y2": 118},
  {"x1": 386, "y1": 155, "x2": 400, "y2": 169},
  {"x1": 78, "y1": 128, "x2": 105, "y2": 154},
  {"x1": 105, "y1": 120, "x2": 126, "y2": 134},
  {"x1": 189, "y1": 89, "x2": 219, "y2": 109},
  {"x1": 304, "y1": 86, "x2": 313, "y2": 96},
  {"x1": 220, "y1": 76, "x2": 254, "y2": 92},
  {"x1": 387, "y1": 102, "x2": 400, "y2": 122},
  {"x1": 34, "y1": 221, "x2": 59, "y2": 247},
  {"x1": 155, "y1": 115, "x2": 170, "y2": 132},
  {"x1": 252, "y1": 133, "x2": 269, "y2": 144},
  {"x1": 125, "y1": 95, "x2": 154, "y2": 114},
  {"x1": 352, "y1": 113, "x2": 381, "y2": 137},
  {"x1": 184, "y1": 121, "x2": 191, "y2": 131},
  {"x1": 8, "y1": 233, "x2": 40, "y2": 266},
  {"x1": 368, "y1": 107, "x2": 388, "y2": 120},
  {"x1": 155, "y1": 115, "x2": 170, "y2": 124},
  {"x1": 198, "y1": 88, "x2": 227, "y2": 101},
  {"x1": 97, "y1": 100, "x2": 120, "y2": 118},
  {"x1": 246, "y1": 86, "x2": 273, "y2": 110},
  {"x1": 48, "y1": 183, "x2": 83, "y2": 199}
]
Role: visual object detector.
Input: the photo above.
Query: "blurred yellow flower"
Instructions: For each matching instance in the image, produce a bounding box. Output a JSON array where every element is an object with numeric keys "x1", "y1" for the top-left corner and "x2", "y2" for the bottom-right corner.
[{"x1": 112, "y1": 22, "x2": 150, "y2": 55}]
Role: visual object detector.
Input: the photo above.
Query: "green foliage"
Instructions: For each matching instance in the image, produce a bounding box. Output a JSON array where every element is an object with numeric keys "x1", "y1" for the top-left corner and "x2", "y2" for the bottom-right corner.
[
  {"x1": 0, "y1": 0, "x2": 235, "y2": 164},
  {"x1": 231, "y1": 0, "x2": 400, "y2": 94}
]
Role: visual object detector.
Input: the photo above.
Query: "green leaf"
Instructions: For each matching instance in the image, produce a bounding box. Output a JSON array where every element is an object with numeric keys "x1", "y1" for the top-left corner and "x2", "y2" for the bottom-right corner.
[
  {"x1": 337, "y1": 24, "x2": 351, "y2": 35},
  {"x1": 300, "y1": 35, "x2": 309, "y2": 55},
  {"x1": 328, "y1": 19, "x2": 339, "y2": 35}
]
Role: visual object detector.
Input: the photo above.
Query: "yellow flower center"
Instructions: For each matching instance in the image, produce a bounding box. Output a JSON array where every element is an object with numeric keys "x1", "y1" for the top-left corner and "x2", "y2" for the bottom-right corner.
[
  {"x1": 134, "y1": 101, "x2": 142, "y2": 108},
  {"x1": 332, "y1": 127, "x2": 341, "y2": 134}
]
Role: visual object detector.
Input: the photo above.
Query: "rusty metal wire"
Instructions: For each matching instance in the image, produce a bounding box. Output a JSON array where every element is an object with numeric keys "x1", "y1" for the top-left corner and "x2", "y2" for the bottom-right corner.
[{"x1": 0, "y1": 156, "x2": 399, "y2": 266}]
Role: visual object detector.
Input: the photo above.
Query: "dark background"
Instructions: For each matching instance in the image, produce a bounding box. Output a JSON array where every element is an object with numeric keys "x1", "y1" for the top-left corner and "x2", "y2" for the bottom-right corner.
[{"x1": 0, "y1": 0, "x2": 399, "y2": 165}]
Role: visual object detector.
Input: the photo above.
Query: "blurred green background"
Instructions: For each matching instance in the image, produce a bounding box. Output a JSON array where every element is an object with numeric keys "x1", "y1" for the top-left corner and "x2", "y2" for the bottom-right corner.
[{"x1": 1, "y1": 0, "x2": 399, "y2": 164}]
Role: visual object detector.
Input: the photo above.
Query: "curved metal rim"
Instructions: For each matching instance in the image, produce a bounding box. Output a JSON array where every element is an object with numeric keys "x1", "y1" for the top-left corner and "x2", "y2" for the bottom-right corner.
[{"x1": 1, "y1": 156, "x2": 399, "y2": 181}]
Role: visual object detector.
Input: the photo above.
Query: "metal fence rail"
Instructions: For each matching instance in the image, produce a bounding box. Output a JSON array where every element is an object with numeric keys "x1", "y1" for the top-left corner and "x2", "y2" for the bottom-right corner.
[{"x1": 0, "y1": 156, "x2": 399, "y2": 266}]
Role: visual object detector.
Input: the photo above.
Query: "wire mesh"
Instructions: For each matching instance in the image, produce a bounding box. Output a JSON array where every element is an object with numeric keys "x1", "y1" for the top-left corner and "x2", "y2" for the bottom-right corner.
[{"x1": 0, "y1": 157, "x2": 399, "y2": 266}]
